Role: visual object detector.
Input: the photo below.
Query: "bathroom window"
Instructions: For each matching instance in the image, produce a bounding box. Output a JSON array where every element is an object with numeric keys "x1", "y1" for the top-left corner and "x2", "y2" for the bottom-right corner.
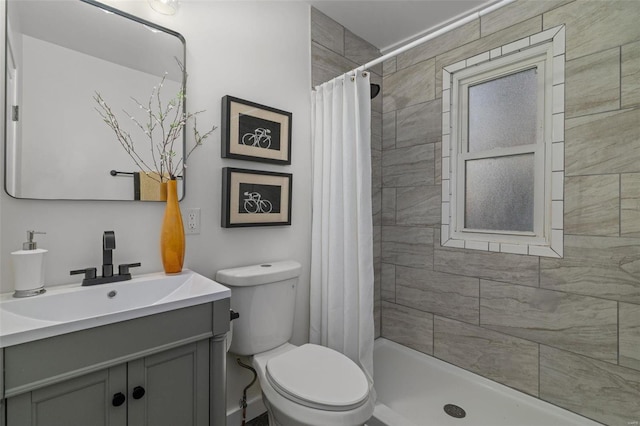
[{"x1": 441, "y1": 26, "x2": 565, "y2": 257}]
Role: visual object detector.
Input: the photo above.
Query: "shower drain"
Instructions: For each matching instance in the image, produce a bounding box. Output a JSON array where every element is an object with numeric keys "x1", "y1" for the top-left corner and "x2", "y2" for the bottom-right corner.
[{"x1": 444, "y1": 404, "x2": 466, "y2": 419}]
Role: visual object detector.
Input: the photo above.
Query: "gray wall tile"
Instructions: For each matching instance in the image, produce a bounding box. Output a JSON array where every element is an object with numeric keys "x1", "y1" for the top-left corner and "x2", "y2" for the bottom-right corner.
[
  {"x1": 382, "y1": 57, "x2": 396, "y2": 76},
  {"x1": 372, "y1": 185, "x2": 382, "y2": 227},
  {"x1": 373, "y1": 225, "x2": 381, "y2": 267},
  {"x1": 434, "y1": 316, "x2": 539, "y2": 396},
  {"x1": 382, "y1": 301, "x2": 433, "y2": 354},
  {"x1": 540, "y1": 235, "x2": 640, "y2": 303},
  {"x1": 374, "y1": 260, "x2": 381, "y2": 303},
  {"x1": 396, "y1": 267, "x2": 479, "y2": 324},
  {"x1": 622, "y1": 173, "x2": 640, "y2": 237},
  {"x1": 371, "y1": 110, "x2": 382, "y2": 152},
  {"x1": 381, "y1": 263, "x2": 396, "y2": 302},
  {"x1": 396, "y1": 185, "x2": 441, "y2": 226},
  {"x1": 622, "y1": 41, "x2": 640, "y2": 108},
  {"x1": 564, "y1": 175, "x2": 620, "y2": 236},
  {"x1": 540, "y1": 345, "x2": 640, "y2": 425},
  {"x1": 344, "y1": 29, "x2": 382, "y2": 75},
  {"x1": 371, "y1": 148, "x2": 382, "y2": 186},
  {"x1": 311, "y1": 42, "x2": 357, "y2": 88},
  {"x1": 434, "y1": 17, "x2": 542, "y2": 97},
  {"x1": 480, "y1": 280, "x2": 617, "y2": 362},
  {"x1": 370, "y1": 72, "x2": 383, "y2": 114},
  {"x1": 543, "y1": 0, "x2": 640, "y2": 61},
  {"x1": 396, "y1": 100, "x2": 442, "y2": 148},
  {"x1": 434, "y1": 142, "x2": 442, "y2": 184},
  {"x1": 480, "y1": 0, "x2": 574, "y2": 37},
  {"x1": 382, "y1": 144, "x2": 435, "y2": 187},
  {"x1": 620, "y1": 302, "x2": 640, "y2": 371},
  {"x1": 382, "y1": 226, "x2": 434, "y2": 269},
  {"x1": 381, "y1": 187, "x2": 396, "y2": 225},
  {"x1": 397, "y1": 20, "x2": 479, "y2": 70},
  {"x1": 311, "y1": 7, "x2": 344, "y2": 55},
  {"x1": 374, "y1": 300, "x2": 381, "y2": 339},
  {"x1": 382, "y1": 59, "x2": 435, "y2": 112},
  {"x1": 434, "y1": 247, "x2": 540, "y2": 287},
  {"x1": 565, "y1": 48, "x2": 620, "y2": 118},
  {"x1": 565, "y1": 108, "x2": 640, "y2": 176},
  {"x1": 382, "y1": 111, "x2": 396, "y2": 150}
]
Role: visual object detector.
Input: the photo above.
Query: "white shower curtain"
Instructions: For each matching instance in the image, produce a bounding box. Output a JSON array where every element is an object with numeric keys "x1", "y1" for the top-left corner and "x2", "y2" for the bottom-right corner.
[{"x1": 310, "y1": 71, "x2": 375, "y2": 386}]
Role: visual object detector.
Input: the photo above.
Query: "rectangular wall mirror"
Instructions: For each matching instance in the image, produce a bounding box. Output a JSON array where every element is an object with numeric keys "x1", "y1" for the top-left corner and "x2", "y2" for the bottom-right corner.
[{"x1": 4, "y1": 0, "x2": 186, "y2": 201}]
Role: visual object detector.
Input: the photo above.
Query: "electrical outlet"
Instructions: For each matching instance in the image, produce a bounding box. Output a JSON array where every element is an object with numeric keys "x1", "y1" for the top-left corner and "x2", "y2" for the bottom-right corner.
[{"x1": 185, "y1": 208, "x2": 200, "y2": 234}]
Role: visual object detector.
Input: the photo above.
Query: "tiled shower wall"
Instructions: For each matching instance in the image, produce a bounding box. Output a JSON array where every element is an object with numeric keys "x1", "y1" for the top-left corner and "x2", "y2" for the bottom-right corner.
[
  {"x1": 379, "y1": 0, "x2": 640, "y2": 425},
  {"x1": 310, "y1": 8, "x2": 384, "y2": 337}
]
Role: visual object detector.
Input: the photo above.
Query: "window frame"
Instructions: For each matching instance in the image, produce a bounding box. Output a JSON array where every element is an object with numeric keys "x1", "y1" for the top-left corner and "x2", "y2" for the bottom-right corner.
[{"x1": 441, "y1": 26, "x2": 565, "y2": 257}]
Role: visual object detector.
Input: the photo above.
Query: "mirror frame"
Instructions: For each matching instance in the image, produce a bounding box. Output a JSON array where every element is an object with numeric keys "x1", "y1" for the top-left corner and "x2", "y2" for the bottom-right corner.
[{"x1": 4, "y1": 0, "x2": 187, "y2": 201}]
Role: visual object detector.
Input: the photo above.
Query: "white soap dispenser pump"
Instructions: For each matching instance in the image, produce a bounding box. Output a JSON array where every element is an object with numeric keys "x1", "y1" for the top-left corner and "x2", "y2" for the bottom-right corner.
[{"x1": 12, "y1": 230, "x2": 47, "y2": 298}]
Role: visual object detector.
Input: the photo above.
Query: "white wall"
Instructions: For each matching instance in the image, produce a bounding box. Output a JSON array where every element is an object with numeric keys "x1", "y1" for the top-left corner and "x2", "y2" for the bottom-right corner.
[{"x1": 0, "y1": 0, "x2": 312, "y2": 419}]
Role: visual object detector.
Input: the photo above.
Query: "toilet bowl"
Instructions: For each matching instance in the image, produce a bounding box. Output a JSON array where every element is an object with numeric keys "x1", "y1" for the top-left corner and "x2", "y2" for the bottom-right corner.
[
  {"x1": 216, "y1": 261, "x2": 374, "y2": 426},
  {"x1": 252, "y1": 343, "x2": 374, "y2": 426}
]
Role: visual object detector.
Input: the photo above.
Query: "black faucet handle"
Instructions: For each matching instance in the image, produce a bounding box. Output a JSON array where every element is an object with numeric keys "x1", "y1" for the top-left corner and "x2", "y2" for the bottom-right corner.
[
  {"x1": 70, "y1": 267, "x2": 97, "y2": 280},
  {"x1": 103, "y1": 231, "x2": 116, "y2": 250},
  {"x1": 118, "y1": 262, "x2": 141, "y2": 276}
]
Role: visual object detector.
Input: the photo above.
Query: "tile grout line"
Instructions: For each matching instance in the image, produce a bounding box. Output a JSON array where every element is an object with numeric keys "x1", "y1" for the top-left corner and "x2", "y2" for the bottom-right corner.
[
  {"x1": 432, "y1": 309, "x2": 436, "y2": 355},
  {"x1": 617, "y1": 47, "x2": 621, "y2": 242},
  {"x1": 620, "y1": 173, "x2": 622, "y2": 237},
  {"x1": 538, "y1": 343, "x2": 541, "y2": 398},
  {"x1": 617, "y1": 301, "x2": 620, "y2": 366},
  {"x1": 619, "y1": 45, "x2": 622, "y2": 110},
  {"x1": 538, "y1": 257, "x2": 541, "y2": 287},
  {"x1": 478, "y1": 278, "x2": 481, "y2": 326}
]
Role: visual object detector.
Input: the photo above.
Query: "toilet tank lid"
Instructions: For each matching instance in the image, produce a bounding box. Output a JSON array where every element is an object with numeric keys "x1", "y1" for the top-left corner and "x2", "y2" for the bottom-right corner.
[{"x1": 215, "y1": 260, "x2": 302, "y2": 286}]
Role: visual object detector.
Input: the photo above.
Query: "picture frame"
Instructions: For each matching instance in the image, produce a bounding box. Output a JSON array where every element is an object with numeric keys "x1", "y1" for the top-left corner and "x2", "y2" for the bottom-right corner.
[
  {"x1": 222, "y1": 167, "x2": 292, "y2": 228},
  {"x1": 221, "y1": 96, "x2": 292, "y2": 164}
]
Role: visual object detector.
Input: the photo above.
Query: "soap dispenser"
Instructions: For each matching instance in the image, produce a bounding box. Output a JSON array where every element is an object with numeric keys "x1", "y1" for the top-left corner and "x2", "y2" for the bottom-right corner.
[{"x1": 12, "y1": 230, "x2": 47, "y2": 297}]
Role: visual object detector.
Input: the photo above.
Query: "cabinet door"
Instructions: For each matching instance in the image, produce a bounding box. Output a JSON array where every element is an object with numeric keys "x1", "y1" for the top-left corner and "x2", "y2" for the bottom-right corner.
[
  {"x1": 6, "y1": 365, "x2": 127, "y2": 426},
  {"x1": 127, "y1": 341, "x2": 209, "y2": 426}
]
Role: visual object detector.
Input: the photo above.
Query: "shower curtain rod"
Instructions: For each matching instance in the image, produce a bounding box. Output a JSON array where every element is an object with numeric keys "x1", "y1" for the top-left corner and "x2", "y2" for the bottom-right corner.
[{"x1": 348, "y1": 0, "x2": 517, "y2": 76}]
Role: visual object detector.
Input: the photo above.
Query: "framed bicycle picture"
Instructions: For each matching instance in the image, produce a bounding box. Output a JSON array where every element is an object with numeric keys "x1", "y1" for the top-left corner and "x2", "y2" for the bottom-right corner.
[
  {"x1": 221, "y1": 95, "x2": 292, "y2": 164},
  {"x1": 222, "y1": 167, "x2": 292, "y2": 227}
]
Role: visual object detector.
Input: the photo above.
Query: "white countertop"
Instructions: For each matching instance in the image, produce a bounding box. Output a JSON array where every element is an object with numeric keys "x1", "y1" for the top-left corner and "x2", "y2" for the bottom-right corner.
[{"x1": 0, "y1": 270, "x2": 230, "y2": 348}]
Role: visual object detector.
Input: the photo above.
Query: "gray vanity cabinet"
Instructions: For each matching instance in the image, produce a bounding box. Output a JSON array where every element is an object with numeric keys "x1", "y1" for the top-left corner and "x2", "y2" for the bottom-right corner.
[
  {"x1": 1, "y1": 299, "x2": 230, "y2": 426},
  {"x1": 127, "y1": 341, "x2": 210, "y2": 426},
  {"x1": 6, "y1": 342, "x2": 209, "y2": 426},
  {"x1": 6, "y1": 366, "x2": 127, "y2": 426}
]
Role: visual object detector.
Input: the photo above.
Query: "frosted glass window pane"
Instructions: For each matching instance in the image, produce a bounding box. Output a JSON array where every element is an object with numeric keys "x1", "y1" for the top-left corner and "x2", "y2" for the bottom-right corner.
[
  {"x1": 468, "y1": 68, "x2": 538, "y2": 152},
  {"x1": 465, "y1": 154, "x2": 534, "y2": 232}
]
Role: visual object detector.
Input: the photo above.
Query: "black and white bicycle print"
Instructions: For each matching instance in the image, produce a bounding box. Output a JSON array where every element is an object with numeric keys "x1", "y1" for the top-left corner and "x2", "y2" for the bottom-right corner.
[
  {"x1": 241, "y1": 128, "x2": 272, "y2": 149},
  {"x1": 242, "y1": 191, "x2": 273, "y2": 214}
]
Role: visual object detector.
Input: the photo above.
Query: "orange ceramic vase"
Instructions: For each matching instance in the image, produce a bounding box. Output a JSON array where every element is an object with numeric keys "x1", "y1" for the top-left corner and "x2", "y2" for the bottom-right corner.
[{"x1": 160, "y1": 179, "x2": 185, "y2": 274}]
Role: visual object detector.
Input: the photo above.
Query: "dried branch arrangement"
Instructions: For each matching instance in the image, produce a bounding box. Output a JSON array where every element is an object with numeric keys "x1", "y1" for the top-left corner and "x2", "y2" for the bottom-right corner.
[{"x1": 94, "y1": 67, "x2": 216, "y2": 183}]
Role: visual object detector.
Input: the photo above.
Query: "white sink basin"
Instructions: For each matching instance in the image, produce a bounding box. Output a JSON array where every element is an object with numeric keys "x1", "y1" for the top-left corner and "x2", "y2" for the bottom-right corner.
[{"x1": 0, "y1": 270, "x2": 230, "y2": 348}]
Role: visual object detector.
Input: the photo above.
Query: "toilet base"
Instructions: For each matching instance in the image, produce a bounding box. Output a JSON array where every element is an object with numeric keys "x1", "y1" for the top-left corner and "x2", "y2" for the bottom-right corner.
[
  {"x1": 261, "y1": 392, "x2": 372, "y2": 426},
  {"x1": 252, "y1": 344, "x2": 374, "y2": 426}
]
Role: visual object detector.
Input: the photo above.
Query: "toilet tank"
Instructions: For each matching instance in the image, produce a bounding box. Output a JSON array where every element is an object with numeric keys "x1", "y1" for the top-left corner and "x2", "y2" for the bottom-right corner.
[{"x1": 215, "y1": 260, "x2": 302, "y2": 356}]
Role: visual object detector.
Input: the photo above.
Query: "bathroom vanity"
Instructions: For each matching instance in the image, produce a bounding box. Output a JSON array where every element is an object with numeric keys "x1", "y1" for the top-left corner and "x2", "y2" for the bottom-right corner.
[{"x1": 0, "y1": 271, "x2": 231, "y2": 426}]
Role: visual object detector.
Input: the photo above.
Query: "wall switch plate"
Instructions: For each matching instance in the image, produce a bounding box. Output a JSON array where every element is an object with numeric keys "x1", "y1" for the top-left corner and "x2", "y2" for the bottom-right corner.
[{"x1": 185, "y1": 208, "x2": 200, "y2": 234}]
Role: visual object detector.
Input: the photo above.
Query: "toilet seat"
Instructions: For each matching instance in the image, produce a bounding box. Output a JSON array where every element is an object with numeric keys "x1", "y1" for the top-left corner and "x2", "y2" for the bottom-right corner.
[{"x1": 265, "y1": 344, "x2": 370, "y2": 411}]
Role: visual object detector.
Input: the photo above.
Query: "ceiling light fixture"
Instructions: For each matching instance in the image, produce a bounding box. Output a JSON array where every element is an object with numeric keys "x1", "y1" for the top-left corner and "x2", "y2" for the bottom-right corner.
[{"x1": 148, "y1": 0, "x2": 179, "y2": 15}]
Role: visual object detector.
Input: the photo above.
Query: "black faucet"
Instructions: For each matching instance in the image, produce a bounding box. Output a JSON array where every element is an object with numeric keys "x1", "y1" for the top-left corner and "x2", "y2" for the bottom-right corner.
[
  {"x1": 103, "y1": 230, "x2": 116, "y2": 278},
  {"x1": 71, "y1": 231, "x2": 141, "y2": 286}
]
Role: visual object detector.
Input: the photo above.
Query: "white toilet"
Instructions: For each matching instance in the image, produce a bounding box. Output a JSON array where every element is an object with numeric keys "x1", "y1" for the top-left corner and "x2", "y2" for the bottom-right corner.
[{"x1": 216, "y1": 260, "x2": 374, "y2": 426}]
